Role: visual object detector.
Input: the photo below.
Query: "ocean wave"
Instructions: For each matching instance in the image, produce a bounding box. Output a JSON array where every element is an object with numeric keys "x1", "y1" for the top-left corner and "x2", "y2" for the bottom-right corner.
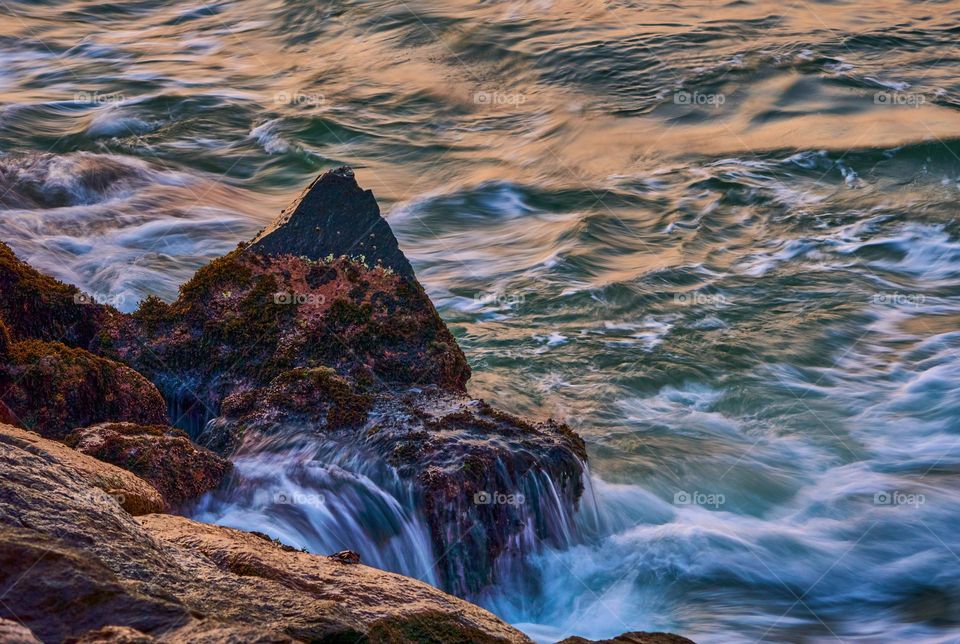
[{"x1": 0, "y1": 151, "x2": 187, "y2": 209}]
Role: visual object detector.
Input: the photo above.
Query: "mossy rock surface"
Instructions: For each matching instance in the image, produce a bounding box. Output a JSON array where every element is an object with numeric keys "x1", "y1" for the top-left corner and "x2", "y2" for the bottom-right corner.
[
  {"x1": 0, "y1": 318, "x2": 10, "y2": 360},
  {"x1": 0, "y1": 242, "x2": 113, "y2": 347},
  {"x1": 1, "y1": 340, "x2": 167, "y2": 440}
]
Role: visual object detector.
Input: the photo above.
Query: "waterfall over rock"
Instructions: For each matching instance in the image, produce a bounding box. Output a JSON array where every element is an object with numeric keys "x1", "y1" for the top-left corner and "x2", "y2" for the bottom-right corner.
[{"x1": 0, "y1": 167, "x2": 592, "y2": 599}]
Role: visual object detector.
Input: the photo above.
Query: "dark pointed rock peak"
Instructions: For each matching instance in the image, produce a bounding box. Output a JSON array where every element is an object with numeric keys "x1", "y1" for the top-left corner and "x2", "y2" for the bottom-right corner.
[{"x1": 247, "y1": 166, "x2": 416, "y2": 280}]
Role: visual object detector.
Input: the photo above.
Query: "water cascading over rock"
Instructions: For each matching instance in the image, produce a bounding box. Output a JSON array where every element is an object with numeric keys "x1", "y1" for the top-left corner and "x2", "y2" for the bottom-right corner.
[{"x1": 0, "y1": 166, "x2": 591, "y2": 598}]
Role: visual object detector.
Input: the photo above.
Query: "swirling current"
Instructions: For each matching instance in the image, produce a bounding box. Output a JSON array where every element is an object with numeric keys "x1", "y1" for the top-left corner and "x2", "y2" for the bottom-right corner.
[{"x1": 2, "y1": 0, "x2": 960, "y2": 641}]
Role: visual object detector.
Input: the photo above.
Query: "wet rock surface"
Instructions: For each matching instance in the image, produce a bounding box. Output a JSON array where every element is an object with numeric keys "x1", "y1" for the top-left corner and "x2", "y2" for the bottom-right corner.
[
  {"x1": 66, "y1": 422, "x2": 231, "y2": 509},
  {"x1": 363, "y1": 389, "x2": 587, "y2": 596},
  {"x1": 0, "y1": 168, "x2": 601, "y2": 635},
  {"x1": 249, "y1": 166, "x2": 416, "y2": 279},
  {"x1": 0, "y1": 423, "x2": 533, "y2": 643},
  {"x1": 556, "y1": 634, "x2": 697, "y2": 644}
]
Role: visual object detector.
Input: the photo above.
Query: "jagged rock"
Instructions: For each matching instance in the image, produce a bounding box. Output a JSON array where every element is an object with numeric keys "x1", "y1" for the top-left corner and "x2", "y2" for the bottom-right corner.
[
  {"x1": 0, "y1": 422, "x2": 532, "y2": 643},
  {"x1": 249, "y1": 166, "x2": 415, "y2": 279},
  {"x1": 0, "y1": 339, "x2": 167, "y2": 440},
  {"x1": 0, "y1": 169, "x2": 588, "y2": 600},
  {"x1": 66, "y1": 422, "x2": 231, "y2": 509},
  {"x1": 365, "y1": 390, "x2": 586, "y2": 595},
  {"x1": 556, "y1": 633, "x2": 697, "y2": 644},
  {"x1": 99, "y1": 248, "x2": 470, "y2": 435}
]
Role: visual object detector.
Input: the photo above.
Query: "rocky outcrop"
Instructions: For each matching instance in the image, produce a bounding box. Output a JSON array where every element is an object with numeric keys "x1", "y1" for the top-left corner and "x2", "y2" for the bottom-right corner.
[
  {"x1": 0, "y1": 241, "x2": 109, "y2": 346},
  {"x1": 66, "y1": 422, "x2": 231, "y2": 509},
  {"x1": 0, "y1": 423, "x2": 532, "y2": 643},
  {"x1": 98, "y1": 247, "x2": 469, "y2": 435},
  {"x1": 248, "y1": 166, "x2": 416, "y2": 279},
  {"x1": 0, "y1": 424, "x2": 164, "y2": 516},
  {"x1": 0, "y1": 339, "x2": 167, "y2": 440},
  {"x1": 363, "y1": 391, "x2": 586, "y2": 595},
  {"x1": 0, "y1": 167, "x2": 588, "y2": 600}
]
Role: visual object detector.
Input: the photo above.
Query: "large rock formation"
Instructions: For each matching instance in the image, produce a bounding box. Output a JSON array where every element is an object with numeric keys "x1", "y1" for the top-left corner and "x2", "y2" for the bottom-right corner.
[
  {"x1": 0, "y1": 167, "x2": 589, "y2": 600},
  {"x1": 0, "y1": 423, "x2": 531, "y2": 643}
]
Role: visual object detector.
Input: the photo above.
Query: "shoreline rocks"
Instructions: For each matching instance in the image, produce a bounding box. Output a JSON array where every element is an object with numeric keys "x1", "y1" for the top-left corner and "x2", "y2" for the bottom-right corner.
[
  {"x1": 0, "y1": 424, "x2": 165, "y2": 516},
  {"x1": 66, "y1": 422, "x2": 231, "y2": 509},
  {"x1": 557, "y1": 634, "x2": 697, "y2": 644},
  {"x1": 0, "y1": 423, "x2": 531, "y2": 643},
  {"x1": 0, "y1": 167, "x2": 692, "y2": 642},
  {"x1": 0, "y1": 339, "x2": 167, "y2": 440},
  {"x1": 0, "y1": 167, "x2": 588, "y2": 598},
  {"x1": 77, "y1": 167, "x2": 585, "y2": 596}
]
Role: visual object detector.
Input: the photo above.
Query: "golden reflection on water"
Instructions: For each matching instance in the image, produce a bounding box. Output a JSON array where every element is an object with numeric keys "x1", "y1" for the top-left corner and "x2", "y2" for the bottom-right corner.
[{"x1": 1, "y1": 0, "x2": 957, "y2": 204}]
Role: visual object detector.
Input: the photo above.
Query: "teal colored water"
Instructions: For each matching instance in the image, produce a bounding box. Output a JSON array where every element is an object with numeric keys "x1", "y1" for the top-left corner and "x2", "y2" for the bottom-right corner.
[{"x1": 3, "y1": 1, "x2": 960, "y2": 641}]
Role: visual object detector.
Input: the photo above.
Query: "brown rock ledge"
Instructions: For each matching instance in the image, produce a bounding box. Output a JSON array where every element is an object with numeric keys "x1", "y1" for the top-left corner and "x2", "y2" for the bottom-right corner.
[{"x1": 0, "y1": 422, "x2": 532, "y2": 643}]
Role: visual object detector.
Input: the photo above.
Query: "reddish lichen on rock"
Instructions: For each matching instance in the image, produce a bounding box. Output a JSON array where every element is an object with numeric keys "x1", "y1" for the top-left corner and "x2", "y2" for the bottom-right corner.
[{"x1": 0, "y1": 241, "x2": 112, "y2": 346}]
